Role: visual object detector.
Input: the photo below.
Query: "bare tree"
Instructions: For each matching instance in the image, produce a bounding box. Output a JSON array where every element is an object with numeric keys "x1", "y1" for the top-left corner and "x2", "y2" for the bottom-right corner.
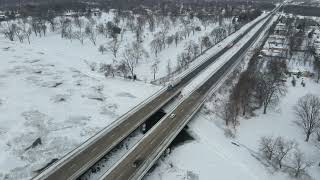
[
  {"x1": 135, "y1": 16, "x2": 145, "y2": 42},
  {"x1": 74, "y1": 17, "x2": 85, "y2": 44},
  {"x1": 294, "y1": 94, "x2": 320, "y2": 142},
  {"x1": 151, "y1": 59, "x2": 159, "y2": 80},
  {"x1": 14, "y1": 25, "x2": 25, "y2": 43},
  {"x1": 108, "y1": 37, "x2": 120, "y2": 58},
  {"x1": 256, "y1": 73, "x2": 287, "y2": 114},
  {"x1": 73, "y1": 30, "x2": 85, "y2": 44},
  {"x1": 98, "y1": 45, "x2": 107, "y2": 54},
  {"x1": 100, "y1": 64, "x2": 115, "y2": 77},
  {"x1": 22, "y1": 23, "x2": 32, "y2": 44},
  {"x1": 37, "y1": 19, "x2": 47, "y2": 37},
  {"x1": 274, "y1": 137, "x2": 296, "y2": 169},
  {"x1": 210, "y1": 27, "x2": 227, "y2": 44},
  {"x1": 314, "y1": 59, "x2": 320, "y2": 83},
  {"x1": 74, "y1": 17, "x2": 84, "y2": 30},
  {"x1": 97, "y1": 23, "x2": 105, "y2": 36},
  {"x1": 290, "y1": 150, "x2": 312, "y2": 178},
  {"x1": 150, "y1": 36, "x2": 163, "y2": 57},
  {"x1": 255, "y1": 59, "x2": 287, "y2": 114},
  {"x1": 166, "y1": 59, "x2": 172, "y2": 78},
  {"x1": 131, "y1": 41, "x2": 148, "y2": 64},
  {"x1": 2, "y1": 22, "x2": 16, "y2": 41},
  {"x1": 121, "y1": 42, "x2": 146, "y2": 78},
  {"x1": 174, "y1": 32, "x2": 180, "y2": 47},
  {"x1": 222, "y1": 101, "x2": 239, "y2": 127},
  {"x1": 237, "y1": 71, "x2": 257, "y2": 116},
  {"x1": 117, "y1": 62, "x2": 129, "y2": 78},
  {"x1": 20, "y1": 19, "x2": 32, "y2": 44},
  {"x1": 60, "y1": 18, "x2": 72, "y2": 39},
  {"x1": 46, "y1": 12, "x2": 57, "y2": 32},
  {"x1": 31, "y1": 18, "x2": 41, "y2": 37},
  {"x1": 85, "y1": 24, "x2": 97, "y2": 45},
  {"x1": 185, "y1": 40, "x2": 200, "y2": 58},
  {"x1": 166, "y1": 35, "x2": 174, "y2": 47},
  {"x1": 147, "y1": 14, "x2": 155, "y2": 32},
  {"x1": 200, "y1": 36, "x2": 212, "y2": 53},
  {"x1": 259, "y1": 136, "x2": 278, "y2": 160}
]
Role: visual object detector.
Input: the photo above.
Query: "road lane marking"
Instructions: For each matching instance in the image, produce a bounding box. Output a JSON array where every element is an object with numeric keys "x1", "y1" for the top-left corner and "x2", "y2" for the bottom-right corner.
[
  {"x1": 70, "y1": 164, "x2": 76, "y2": 170},
  {"x1": 92, "y1": 147, "x2": 97, "y2": 153}
]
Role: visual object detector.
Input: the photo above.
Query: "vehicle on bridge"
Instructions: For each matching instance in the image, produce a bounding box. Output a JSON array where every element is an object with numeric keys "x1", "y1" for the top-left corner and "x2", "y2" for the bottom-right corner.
[
  {"x1": 227, "y1": 42, "x2": 234, "y2": 48},
  {"x1": 170, "y1": 113, "x2": 176, "y2": 119},
  {"x1": 167, "y1": 77, "x2": 181, "y2": 91},
  {"x1": 132, "y1": 159, "x2": 143, "y2": 168}
]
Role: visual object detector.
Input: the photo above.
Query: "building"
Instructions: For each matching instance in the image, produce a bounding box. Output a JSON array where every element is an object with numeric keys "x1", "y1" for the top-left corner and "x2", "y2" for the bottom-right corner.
[
  {"x1": 0, "y1": 15, "x2": 5, "y2": 21},
  {"x1": 0, "y1": 11, "x2": 6, "y2": 21},
  {"x1": 274, "y1": 23, "x2": 288, "y2": 36}
]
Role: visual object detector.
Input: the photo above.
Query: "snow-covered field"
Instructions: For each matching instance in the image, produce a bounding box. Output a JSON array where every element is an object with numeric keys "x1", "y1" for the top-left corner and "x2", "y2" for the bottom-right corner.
[{"x1": 0, "y1": 38, "x2": 161, "y2": 179}]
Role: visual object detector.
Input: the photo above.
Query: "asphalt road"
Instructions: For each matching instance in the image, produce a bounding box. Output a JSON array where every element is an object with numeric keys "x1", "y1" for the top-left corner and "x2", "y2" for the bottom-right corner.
[
  {"x1": 99, "y1": 7, "x2": 278, "y2": 180},
  {"x1": 33, "y1": 10, "x2": 274, "y2": 180}
]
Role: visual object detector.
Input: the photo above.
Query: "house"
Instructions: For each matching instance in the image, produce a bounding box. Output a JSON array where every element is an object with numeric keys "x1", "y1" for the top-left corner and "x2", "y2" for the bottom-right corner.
[
  {"x1": 274, "y1": 23, "x2": 287, "y2": 35},
  {"x1": 315, "y1": 48, "x2": 320, "y2": 58},
  {"x1": 0, "y1": 14, "x2": 6, "y2": 21},
  {"x1": 0, "y1": 11, "x2": 6, "y2": 21},
  {"x1": 64, "y1": 11, "x2": 78, "y2": 17}
]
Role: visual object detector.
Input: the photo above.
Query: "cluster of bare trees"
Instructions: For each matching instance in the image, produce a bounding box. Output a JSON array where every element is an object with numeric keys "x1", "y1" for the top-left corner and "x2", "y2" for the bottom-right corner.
[
  {"x1": 176, "y1": 40, "x2": 200, "y2": 71},
  {"x1": 210, "y1": 27, "x2": 228, "y2": 44},
  {"x1": 1, "y1": 19, "x2": 32, "y2": 43},
  {"x1": 223, "y1": 55, "x2": 288, "y2": 128},
  {"x1": 59, "y1": 17, "x2": 104, "y2": 45},
  {"x1": 259, "y1": 136, "x2": 312, "y2": 178},
  {"x1": 97, "y1": 41, "x2": 148, "y2": 80},
  {"x1": 0, "y1": 5, "x2": 248, "y2": 84},
  {"x1": 121, "y1": 42, "x2": 148, "y2": 78},
  {"x1": 1, "y1": 15, "x2": 101, "y2": 45},
  {"x1": 294, "y1": 94, "x2": 320, "y2": 142}
]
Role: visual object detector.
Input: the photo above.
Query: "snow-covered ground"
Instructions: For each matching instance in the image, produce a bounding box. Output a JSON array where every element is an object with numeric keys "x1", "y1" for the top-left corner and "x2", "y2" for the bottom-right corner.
[{"x1": 0, "y1": 39, "x2": 161, "y2": 179}]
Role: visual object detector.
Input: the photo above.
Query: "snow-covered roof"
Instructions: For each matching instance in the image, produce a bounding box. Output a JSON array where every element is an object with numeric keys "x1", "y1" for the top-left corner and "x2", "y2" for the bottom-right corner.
[
  {"x1": 275, "y1": 25, "x2": 287, "y2": 31},
  {"x1": 269, "y1": 34, "x2": 286, "y2": 39}
]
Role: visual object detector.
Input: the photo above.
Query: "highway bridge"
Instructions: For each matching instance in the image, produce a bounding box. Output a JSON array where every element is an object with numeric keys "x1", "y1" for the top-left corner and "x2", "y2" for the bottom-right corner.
[
  {"x1": 32, "y1": 6, "x2": 279, "y2": 180},
  {"x1": 98, "y1": 5, "x2": 280, "y2": 180}
]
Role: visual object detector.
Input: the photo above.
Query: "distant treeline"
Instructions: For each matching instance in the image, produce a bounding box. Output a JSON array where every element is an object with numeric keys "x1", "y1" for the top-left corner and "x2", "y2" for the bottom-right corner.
[
  {"x1": 0, "y1": 0, "x2": 275, "y2": 13},
  {"x1": 281, "y1": 5, "x2": 320, "y2": 17}
]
